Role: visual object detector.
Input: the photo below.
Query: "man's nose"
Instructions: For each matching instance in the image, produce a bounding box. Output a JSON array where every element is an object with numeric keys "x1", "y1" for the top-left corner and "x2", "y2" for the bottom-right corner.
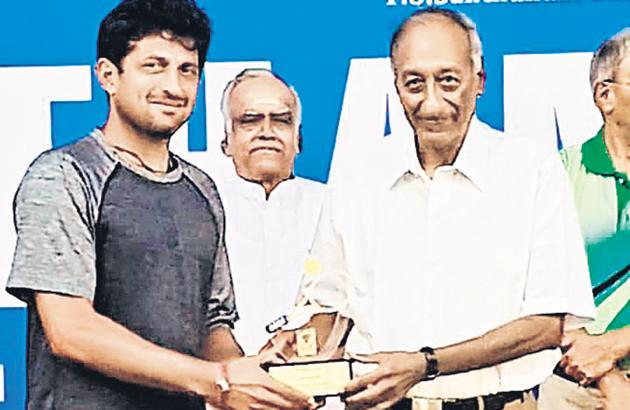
[
  {"x1": 259, "y1": 116, "x2": 275, "y2": 136},
  {"x1": 419, "y1": 81, "x2": 443, "y2": 115},
  {"x1": 161, "y1": 68, "x2": 186, "y2": 99}
]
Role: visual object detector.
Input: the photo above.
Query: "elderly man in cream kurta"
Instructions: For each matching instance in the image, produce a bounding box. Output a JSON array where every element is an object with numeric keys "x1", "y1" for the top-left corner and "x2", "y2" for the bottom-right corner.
[{"x1": 218, "y1": 69, "x2": 325, "y2": 355}]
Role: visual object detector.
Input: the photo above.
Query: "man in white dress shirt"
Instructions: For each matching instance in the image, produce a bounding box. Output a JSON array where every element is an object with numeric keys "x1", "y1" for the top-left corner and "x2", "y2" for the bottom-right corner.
[
  {"x1": 265, "y1": 8, "x2": 596, "y2": 410},
  {"x1": 219, "y1": 69, "x2": 325, "y2": 355}
]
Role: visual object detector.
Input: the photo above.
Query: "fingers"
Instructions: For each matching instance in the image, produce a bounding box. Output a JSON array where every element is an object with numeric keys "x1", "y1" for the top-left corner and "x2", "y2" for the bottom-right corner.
[
  {"x1": 562, "y1": 361, "x2": 595, "y2": 387},
  {"x1": 344, "y1": 382, "x2": 401, "y2": 410},
  {"x1": 561, "y1": 351, "x2": 613, "y2": 385},
  {"x1": 226, "y1": 385, "x2": 313, "y2": 410},
  {"x1": 344, "y1": 381, "x2": 387, "y2": 406},
  {"x1": 226, "y1": 356, "x2": 316, "y2": 410},
  {"x1": 258, "y1": 371, "x2": 315, "y2": 408},
  {"x1": 258, "y1": 348, "x2": 289, "y2": 365},
  {"x1": 259, "y1": 332, "x2": 298, "y2": 366},
  {"x1": 344, "y1": 369, "x2": 384, "y2": 396}
]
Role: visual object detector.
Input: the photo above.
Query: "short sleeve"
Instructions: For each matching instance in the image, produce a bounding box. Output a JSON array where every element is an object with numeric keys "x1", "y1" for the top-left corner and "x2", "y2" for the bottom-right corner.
[
  {"x1": 6, "y1": 151, "x2": 97, "y2": 303},
  {"x1": 520, "y1": 153, "x2": 596, "y2": 329},
  {"x1": 181, "y1": 163, "x2": 239, "y2": 330},
  {"x1": 205, "y1": 223, "x2": 239, "y2": 329},
  {"x1": 301, "y1": 187, "x2": 351, "y2": 311}
]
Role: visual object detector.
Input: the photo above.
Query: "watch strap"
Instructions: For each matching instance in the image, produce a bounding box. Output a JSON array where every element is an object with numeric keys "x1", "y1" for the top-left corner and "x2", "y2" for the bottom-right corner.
[{"x1": 420, "y1": 346, "x2": 439, "y2": 380}]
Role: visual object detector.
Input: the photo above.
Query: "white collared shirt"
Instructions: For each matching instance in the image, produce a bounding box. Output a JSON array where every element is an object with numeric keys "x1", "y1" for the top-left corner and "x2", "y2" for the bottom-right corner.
[
  {"x1": 216, "y1": 172, "x2": 325, "y2": 354},
  {"x1": 305, "y1": 117, "x2": 595, "y2": 398}
]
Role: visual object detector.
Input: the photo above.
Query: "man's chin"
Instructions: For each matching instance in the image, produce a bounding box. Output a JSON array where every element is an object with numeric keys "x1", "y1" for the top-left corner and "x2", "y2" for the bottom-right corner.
[
  {"x1": 248, "y1": 162, "x2": 291, "y2": 180},
  {"x1": 143, "y1": 120, "x2": 186, "y2": 140},
  {"x1": 415, "y1": 128, "x2": 451, "y2": 140}
]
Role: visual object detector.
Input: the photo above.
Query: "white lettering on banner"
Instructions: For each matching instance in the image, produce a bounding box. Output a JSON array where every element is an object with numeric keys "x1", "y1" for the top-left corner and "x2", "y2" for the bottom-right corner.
[
  {"x1": 504, "y1": 52, "x2": 601, "y2": 152},
  {"x1": 0, "y1": 66, "x2": 92, "y2": 307},
  {"x1": 170, "y1": 61, "x2": 270, "y2": 178},
  {"x1": 328, "y1": 58, "x2": 411, "y2": 184},
  {"x1": 0, "y1": 364, "x2": 4, "y2": 402},
  {"x1": 385, "y1": 0, "x2": 558, "y2": 6}
]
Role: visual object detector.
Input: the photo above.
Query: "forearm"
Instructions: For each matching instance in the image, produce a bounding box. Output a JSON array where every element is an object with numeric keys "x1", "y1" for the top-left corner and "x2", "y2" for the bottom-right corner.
[
  {"x1": 36, "y1": 294, "x2": 220, "y2": 398},
  {"x1": 202, "y1": 324, "x2": 244, "y2": 361},
  {"x1": 434, "y1": 314, "x2": 563, "y2": 376}
]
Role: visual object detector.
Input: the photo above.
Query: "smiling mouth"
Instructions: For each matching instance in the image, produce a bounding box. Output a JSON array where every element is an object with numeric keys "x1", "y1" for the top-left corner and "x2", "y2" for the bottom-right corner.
[
  {"x1": 150, "y1": 101, "x2": 186, "y2": 108},
  {"x1": 250, "y1": 147, "x2": 282, "y2": 154}
]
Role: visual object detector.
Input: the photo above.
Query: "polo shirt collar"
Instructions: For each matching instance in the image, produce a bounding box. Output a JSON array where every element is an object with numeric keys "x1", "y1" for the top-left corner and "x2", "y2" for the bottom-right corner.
[{"x1": 582, "y1": 128, "x2": 618, "y2": 177}]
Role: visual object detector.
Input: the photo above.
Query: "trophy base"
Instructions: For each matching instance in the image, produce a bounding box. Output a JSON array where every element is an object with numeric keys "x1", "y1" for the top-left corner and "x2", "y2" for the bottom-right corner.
[{"x1": 266, "y1": 359, "x2": 353, "y2": 398}]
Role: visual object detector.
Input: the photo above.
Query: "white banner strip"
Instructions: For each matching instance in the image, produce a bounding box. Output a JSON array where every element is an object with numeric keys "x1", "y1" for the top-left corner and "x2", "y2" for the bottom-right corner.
[{"x1": 0, "y1": 364, "x2": 4, "y2": 402}]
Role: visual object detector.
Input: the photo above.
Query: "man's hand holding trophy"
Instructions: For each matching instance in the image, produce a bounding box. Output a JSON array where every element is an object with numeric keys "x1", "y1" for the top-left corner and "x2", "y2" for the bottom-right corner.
[{"x1": 259, "y1": 256, "x2": 367, "y2": 400}]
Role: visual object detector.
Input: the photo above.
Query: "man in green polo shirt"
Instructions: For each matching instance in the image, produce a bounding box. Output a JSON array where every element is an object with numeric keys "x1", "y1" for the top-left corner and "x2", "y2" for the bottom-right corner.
[{"x1": 539, "y1": 28, "x2": 630, "y2": 409}]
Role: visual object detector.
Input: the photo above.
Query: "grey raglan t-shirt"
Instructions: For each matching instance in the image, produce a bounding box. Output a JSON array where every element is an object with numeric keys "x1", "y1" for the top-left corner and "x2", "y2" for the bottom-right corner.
[{"x1": 6, "y1": 131, "x2": 238, "y2": 410}]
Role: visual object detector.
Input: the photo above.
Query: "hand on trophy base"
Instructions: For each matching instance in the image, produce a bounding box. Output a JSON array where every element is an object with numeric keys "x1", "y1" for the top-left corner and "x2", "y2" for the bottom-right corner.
[
  {"x1": 259, "y1": 312, "x2": 354, "y2": 398},
  {"x1": 204, "y1": 356, "x2": 320, "y2": 410}
]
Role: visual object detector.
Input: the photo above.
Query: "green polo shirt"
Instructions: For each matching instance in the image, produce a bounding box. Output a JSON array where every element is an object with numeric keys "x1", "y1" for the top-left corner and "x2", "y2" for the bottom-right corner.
[{"x1": 561, "y1": 129, "x2": 630, "y2": 334}]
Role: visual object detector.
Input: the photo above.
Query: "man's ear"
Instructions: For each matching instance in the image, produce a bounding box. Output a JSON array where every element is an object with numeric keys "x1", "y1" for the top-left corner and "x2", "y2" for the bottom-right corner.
[
  {"x1": 594, "y1": 81, "x2": 614, "y2": 115},
  {"x1": 294, "y1": 126, "x2": 302, "y2": 153},
  {"x1": 95, "y1": 58, "x2": 120, "y2": 96},
  {"x1": 476, "y1": 68, "x2": 486, "y2": 97},
  {"x1": 221, "y1": 136, "x2": 232, "y2": 157}
]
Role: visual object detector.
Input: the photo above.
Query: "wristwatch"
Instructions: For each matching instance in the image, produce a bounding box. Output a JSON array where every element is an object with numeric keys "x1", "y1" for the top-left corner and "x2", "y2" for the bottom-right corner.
[{"x1": 419, "y1": 346, "x2": 440, "y2": 380}]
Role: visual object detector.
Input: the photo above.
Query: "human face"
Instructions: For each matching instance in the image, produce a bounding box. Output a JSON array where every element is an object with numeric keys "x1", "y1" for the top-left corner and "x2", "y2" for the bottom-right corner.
[
  {"x1": 606, "y1": 55, "x2": 630, "y2": 129},
  {"x1": 224, "y1": 76, "x2": 300, "y2": 186},
  {"x1": 392, "y1": 17, "x2": 483, "y2": 151},
  {"x1": 105, "y1": 33, "x2": 200, "y2": 139}
]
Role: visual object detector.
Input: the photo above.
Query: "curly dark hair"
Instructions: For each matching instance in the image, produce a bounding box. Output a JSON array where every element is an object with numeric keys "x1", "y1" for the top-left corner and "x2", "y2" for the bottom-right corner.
[{"x1": 97, "y1": 0, "x2": 211, "y2": 70}]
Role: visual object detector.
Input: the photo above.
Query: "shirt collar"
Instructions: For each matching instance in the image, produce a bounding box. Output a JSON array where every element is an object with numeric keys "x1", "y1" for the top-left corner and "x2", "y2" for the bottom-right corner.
[
  {"x1": 582, "y1": 128, "x2": 618, "y2": 177},
  {"x1": 452, "y1": 116, "x2": 489, "y2": 191},
  {"x1": 225, "y1": 168, "x2": 296, "y2": 201},
  {"x1": 385, "y1": 116, "x2": 489, "y2": 191},
  {"x1": 90, "y1": 128, "x2": 183, "y2": 183}
]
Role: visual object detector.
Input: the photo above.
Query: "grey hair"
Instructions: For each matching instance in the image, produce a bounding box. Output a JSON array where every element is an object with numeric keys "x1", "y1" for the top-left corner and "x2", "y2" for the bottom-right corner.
[
  {"x1": 590, "y1": 28, "x2": 630, "y2": 93},
  {"x1": 390, "y1": 8, "x2": 484, "y2": 74},
  {"x1": 221, "y1": 68, "x2": 302, "y2": 136}
]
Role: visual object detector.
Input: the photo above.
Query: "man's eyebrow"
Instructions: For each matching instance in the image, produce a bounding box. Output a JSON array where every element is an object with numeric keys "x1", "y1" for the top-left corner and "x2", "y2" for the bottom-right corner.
[
  {"x1": 437, "y1": 67, "x2": 463, "y2": 75},
  {"x1": 401, "y1": 69, "x2": 424, "y2": 77},
  {"x1": 143, "y1": 55, "x2": 169, "y2": 64},
  {"x1": 400, "y1": 66, "x2": 464, "y2": 77},
  {"x1": 181, "y1": 61, "x2": 199, "y2": 68},
  {"x1": 238, "y1": 112, "x2": 265, "y2": 119},
  {"x1": 270, "y1": 111, "x2": 293, "y2": 117}
]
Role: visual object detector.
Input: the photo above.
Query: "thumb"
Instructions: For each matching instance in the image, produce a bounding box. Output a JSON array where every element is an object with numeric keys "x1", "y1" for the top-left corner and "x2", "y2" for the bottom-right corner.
[{"x1": 349, "y1": 352, "x2": 383, "y2": 363}]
